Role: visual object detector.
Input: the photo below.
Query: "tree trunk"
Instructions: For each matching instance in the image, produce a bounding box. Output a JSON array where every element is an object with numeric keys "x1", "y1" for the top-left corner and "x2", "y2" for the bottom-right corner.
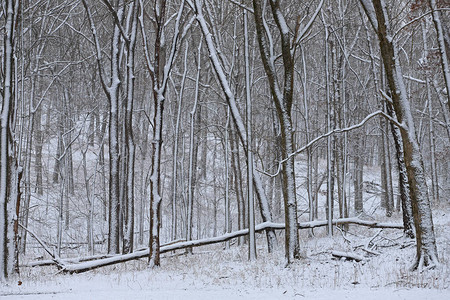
[
  {"x1": 354, "y1": 132, "x2": 364, "y2": 215},
  {"x1": 360, "y1": 0, "x2": 439, "y2": 270},
  {"x1": 186, "y1": 41, "x2": 202, "y2": 253},
  {"x1": 244, "y1": 9, "x2": 256, "y2": 260},
  {"x1": 386, "y1": 103, "x2": 414, "y2": 238},
  {"x1": 429, "y1": 0, "x2": 450, "y2": 113},
  {"x1": 252, "y1": 0, "x2": 299, "y2": 263},
  {"x1": 123, "y1": 1, "x2": 138, "y2": 254},
  {"x1": 0, "y1": 0, "x2": 18, "y2": 281},
  {"x1": 422, "y1": 20, "x2": 440, "y2": 205},
  {"x1": 193, "y1": 1, "x2": 278, "y2": 253}
]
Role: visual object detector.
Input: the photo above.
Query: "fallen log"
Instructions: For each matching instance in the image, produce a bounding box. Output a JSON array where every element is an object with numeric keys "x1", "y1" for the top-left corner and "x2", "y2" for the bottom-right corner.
[
  {"x1": 61, "y1": 218, "x2": 403, "y2": 274},
  {"x1": 298, "y1": 217, "x2": 404, "y2": 229},
  {"x1": 22, "y1": 254, "x2": 115, "y2": 267},
  {"x1": 331, "y1": 250, "x2": 364, "y2": 262},
  {"x1": 63, "y1": 223, "x2": 278, "y2": 273}
]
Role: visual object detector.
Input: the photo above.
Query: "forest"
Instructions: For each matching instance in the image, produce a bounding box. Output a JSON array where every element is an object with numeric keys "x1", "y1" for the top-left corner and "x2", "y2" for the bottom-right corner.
[{"x1": 1, "y1": 0, "x2": 450, "y2": 298}]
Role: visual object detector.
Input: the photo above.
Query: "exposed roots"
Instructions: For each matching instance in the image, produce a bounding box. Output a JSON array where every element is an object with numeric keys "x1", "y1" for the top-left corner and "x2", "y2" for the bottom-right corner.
[{"x1": 409, "y1": 251, "x2": 440, "y2": 272}]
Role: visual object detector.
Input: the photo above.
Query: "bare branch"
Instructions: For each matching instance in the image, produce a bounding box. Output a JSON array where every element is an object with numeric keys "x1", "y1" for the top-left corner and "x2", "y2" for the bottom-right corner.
[{"x1": 258, "y1": 110, "x2": 405, "y2": 177}]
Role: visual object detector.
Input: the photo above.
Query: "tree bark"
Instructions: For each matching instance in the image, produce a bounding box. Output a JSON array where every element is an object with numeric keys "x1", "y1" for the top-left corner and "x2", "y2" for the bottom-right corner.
[
  {"x1": 359, "y1": 0, "x2": 439, "y2": 270},
  {"x1": 123, "y1": 0, "x2": 138, "y2": 254},
  {"x1": 0, "y1": 0, "x2": 18, "y2": 281},
  {"x1": 252, "y1": 0, "x2": 300, "y2": 263},
  {"x1": 192, "y1": 0, "x2": 278, "y2": 253}
]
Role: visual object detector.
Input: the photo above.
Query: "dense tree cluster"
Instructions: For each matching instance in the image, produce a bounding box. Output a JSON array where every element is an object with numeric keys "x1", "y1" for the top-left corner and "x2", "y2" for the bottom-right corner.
[{"x1": 1, "y1": 0, "x2": 449, "y2": 280}]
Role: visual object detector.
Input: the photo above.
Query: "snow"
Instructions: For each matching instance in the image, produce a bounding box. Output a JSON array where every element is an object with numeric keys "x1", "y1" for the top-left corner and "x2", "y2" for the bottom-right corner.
[
  {"x1": 3, "y1": 203, "x2": 450, "y2": 299},
  {"x1": 2, "y1": 232, "x2": 450, "y2": 299},
  {"x1": 1, "y1": 281, "x2": 448, "y2": 300}
]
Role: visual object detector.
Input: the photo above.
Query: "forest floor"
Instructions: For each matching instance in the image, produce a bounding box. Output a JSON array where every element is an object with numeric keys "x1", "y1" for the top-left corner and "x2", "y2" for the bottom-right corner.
[{"x1": 1, "y1": 204, "x2": 449, "y2": 299}]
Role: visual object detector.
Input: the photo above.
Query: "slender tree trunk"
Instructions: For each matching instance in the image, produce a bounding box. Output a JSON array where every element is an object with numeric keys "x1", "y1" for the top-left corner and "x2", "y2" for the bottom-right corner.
[
  {"x1": 170, "y1": 44, "x2": 188, "y2": 242},
  {"x1": 386, "y1": 103, "x2": 415, "y2": 238},
  {"x1": 354, "y1": 132, "x2": 364, "y2": 215},
  {"x1": 230, "y1": 125, "x2": 245, "y2": 245},
  {"x1": 422, "y1": 20, "x2": 440, "y2": 205},
  {"x1": 82, "y1": 0, "x2": 124, "y2": 255},
  {"x1": 429, "y1": 0, "x2": 450, "y2": 113},
  {"x1": 224, "y1": 108, "x2": 231, "y2": 250},
  {"x1": 193, "y1": 1, "x2": 278, "y2": 253},
  {"x1": 1, "y1": 0, "x2": 18, "y2": 280},
  {"x1": 244, "y1": 9, "x2": 256, "y2": 260},
  {"x1": 186, "y1": 41, "x2": 202, "y2": 253},
  {"x1": 149, "y1": 89, "x2": 164, "y2": 267},
  {"x1": 34, "y1": 105, "x2": 43, "y2": 196},
  {"x1": 324, "y1": 24, "x2": 334, "y2": 235},
  {"x1": 252, "y1": 0, "x2": 299, "y2": 263},
  {"x1": 123, "y1": 1, "x2": 138, "y2": 254}
]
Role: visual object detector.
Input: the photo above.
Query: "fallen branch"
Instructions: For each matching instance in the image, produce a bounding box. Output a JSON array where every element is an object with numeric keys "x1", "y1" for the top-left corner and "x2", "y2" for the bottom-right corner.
[
  {"x1": 22, "y1": 254, "x2": 114, "y2": 267},
  {"x1": 331, "y1": 250, "x2": 364, "y2": 262},
  {"x1": 19, "y1": 223, "x2": 54, "y2": 259},
  {"x1": 298, "y1": 217, "x2": 404, "y2": 229},
  {"x1": 63, "y1": 223, "x2": 280, "y2": 273},
  {"x1": 19, "y1": 223, "x2": 67, "y2": 268},
  {"x1": 60, "y1": 217, "x2": 402, "y2": 273},
  {"x1": 364, "y1": 229, "x2": 383, "y2": 253}
]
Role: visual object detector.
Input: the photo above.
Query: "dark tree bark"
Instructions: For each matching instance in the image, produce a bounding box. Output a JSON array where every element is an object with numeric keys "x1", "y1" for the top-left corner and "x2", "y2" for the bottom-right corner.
[
  {"x1": 359, "y1": 0, "x2": 439, "y2": 270},
  {"x1": 252, "y1": 0, "x2": 300, "y2": 263},
  {"x1": 0, "y1": 0, "x2": 19, "y2": 281},
  {"x1": 386, "y1": 103, "x2": 414, "y2": 238}
]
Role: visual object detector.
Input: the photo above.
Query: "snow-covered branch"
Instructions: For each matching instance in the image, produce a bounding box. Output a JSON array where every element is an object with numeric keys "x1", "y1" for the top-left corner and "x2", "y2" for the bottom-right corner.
[
  {"x1": 293, "y1": 0, "x2": 323, "y2": 47},
  {"x1": 258, "y1": 110, "x2": 401, "y2": 177},
  {"x1": 59, "y1": 217, "x2": 402, "y2": 273}
]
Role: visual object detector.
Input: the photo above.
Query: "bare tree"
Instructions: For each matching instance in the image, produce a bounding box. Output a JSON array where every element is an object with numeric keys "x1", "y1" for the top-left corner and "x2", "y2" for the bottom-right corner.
[
  {"x1": 429, "y1": 0, "x2": 450, "y2": 113},
  {"x1": 359, "y1": 0, "x2": 439, "y2": 270},
  {"x1": 82, "y1": 0, "x2": 125, "y2": 254},
  {"x1": 188, "y1": 0, "x2": 278, "y2": 253},
  {"x1": 139, "y1": 0, "x2": 187, "y2": 267},
  {"x1": 251, "y1": 0, "x2": 322, "y2": 262},
  {"x1": 1, "y1": 0, "x2": 19, "y2": 281}
]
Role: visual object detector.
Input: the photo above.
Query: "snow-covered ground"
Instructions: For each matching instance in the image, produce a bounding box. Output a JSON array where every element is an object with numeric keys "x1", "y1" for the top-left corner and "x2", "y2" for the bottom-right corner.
[
  {"x1": 2, "y1": 204, "x2": 449, "y2": 299},
  {"x1": 2, "y1": 152, "x2": 448, "y2": 299}
]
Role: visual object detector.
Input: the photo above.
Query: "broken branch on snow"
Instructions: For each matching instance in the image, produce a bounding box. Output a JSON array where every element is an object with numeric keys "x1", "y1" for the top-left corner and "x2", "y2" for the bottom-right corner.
[{"x1": 27, "y1": 217, "x2": 402, "y2": 273}]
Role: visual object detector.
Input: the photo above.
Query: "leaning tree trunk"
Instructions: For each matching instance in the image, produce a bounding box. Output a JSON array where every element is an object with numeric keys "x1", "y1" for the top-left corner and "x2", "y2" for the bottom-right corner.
[
  {"x1": 360, "y1": 0, "x2": 439, "y2": 270},
  {"x1": 192, "y1": 0, "x2": 278, "y2": 253}
]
